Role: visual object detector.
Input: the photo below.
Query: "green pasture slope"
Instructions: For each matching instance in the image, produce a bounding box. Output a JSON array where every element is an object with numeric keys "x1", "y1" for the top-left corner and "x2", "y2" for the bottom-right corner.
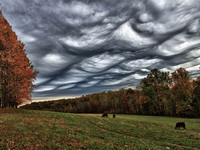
[{"x1": 0, "y1": 109, "x2": 200, "y2": 150}]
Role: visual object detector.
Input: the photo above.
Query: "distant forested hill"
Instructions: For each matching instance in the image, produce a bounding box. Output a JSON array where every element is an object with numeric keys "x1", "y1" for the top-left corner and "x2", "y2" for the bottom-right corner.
[{"x1": 22, "y1": 67, "x2": 200, "y2": 118}]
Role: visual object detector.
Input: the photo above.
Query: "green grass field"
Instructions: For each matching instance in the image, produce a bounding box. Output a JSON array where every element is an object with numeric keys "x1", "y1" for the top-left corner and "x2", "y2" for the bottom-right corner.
[{"x1": 0, "y1": 109, "x2": 200, "y2": 150}]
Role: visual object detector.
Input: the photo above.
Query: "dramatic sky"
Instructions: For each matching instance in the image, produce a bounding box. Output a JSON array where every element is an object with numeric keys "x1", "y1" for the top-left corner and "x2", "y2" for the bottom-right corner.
[{"x1": 1, "y1": 0, "x2": 200, "y2": 100}]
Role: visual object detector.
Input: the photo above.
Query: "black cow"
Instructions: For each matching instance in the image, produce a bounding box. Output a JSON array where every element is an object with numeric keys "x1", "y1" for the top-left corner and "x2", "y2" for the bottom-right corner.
[
  {"x1": 113, "y1": 114, "x2": 116, "y2": 118},
  {"x1": 102, "y1": 113, "x2": 108, "y2": 117},
  {"x1": 175, "y1": 122, "x2": 186, "y2": 129}
]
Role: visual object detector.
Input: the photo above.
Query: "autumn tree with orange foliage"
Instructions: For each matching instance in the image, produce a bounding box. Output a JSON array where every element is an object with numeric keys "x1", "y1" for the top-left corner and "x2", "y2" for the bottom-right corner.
[
  {"x1": 170, "y1": 68, "x2": 193, "y2": 116},
  {"x1": 0, "y1": 11, "x2": 37, "y2": 108}
]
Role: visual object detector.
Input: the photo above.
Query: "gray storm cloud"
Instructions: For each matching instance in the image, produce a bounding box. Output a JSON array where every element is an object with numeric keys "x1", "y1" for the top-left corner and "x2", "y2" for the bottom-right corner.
[{"x1": 1, "y1": 0, "x2": 200, "y2": 99}]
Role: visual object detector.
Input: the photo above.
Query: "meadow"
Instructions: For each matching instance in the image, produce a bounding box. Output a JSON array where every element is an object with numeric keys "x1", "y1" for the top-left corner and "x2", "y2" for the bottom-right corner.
[{"x1": 0, "y1": 109, "x2": 200, "y2": 150}]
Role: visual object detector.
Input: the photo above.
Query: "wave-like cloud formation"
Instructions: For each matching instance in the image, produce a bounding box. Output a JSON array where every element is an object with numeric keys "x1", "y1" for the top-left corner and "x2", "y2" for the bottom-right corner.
[{"x1": 1, "y1": 0, "x2": 200, "y2": 99}]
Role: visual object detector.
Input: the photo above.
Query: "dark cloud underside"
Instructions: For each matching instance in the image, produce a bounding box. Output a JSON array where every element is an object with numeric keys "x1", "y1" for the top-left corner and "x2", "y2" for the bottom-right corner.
[{"x1": 1, "y1": 0, "x2": 200, "y2": 99}]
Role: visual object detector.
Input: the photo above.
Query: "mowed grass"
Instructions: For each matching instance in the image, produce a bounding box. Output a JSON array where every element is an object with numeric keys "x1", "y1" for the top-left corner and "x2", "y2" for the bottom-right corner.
[{"x1": 0, "y1": 109, "x2": 200, "y2": 150}]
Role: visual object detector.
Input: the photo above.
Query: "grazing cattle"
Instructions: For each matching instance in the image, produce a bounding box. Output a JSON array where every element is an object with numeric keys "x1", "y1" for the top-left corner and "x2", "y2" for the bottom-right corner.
[
  {"x1": 102, "y1": 113, "x2": 108, "y2": 117},
  {"x1": 113, "y1": 114, "x2": 116, "y2": 118},
  {"x1": 175, "y1": 122, "x2": 186, "y2": 129}
]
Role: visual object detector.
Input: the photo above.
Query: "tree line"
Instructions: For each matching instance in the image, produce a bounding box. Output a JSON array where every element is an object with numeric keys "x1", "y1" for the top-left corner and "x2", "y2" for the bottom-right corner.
[
  {"x1": 0, "y1": 11, "x2": 37, "y2": 108},
  {"x1": 22, "y1": 67, "x2": 200, "y2": 117}
]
